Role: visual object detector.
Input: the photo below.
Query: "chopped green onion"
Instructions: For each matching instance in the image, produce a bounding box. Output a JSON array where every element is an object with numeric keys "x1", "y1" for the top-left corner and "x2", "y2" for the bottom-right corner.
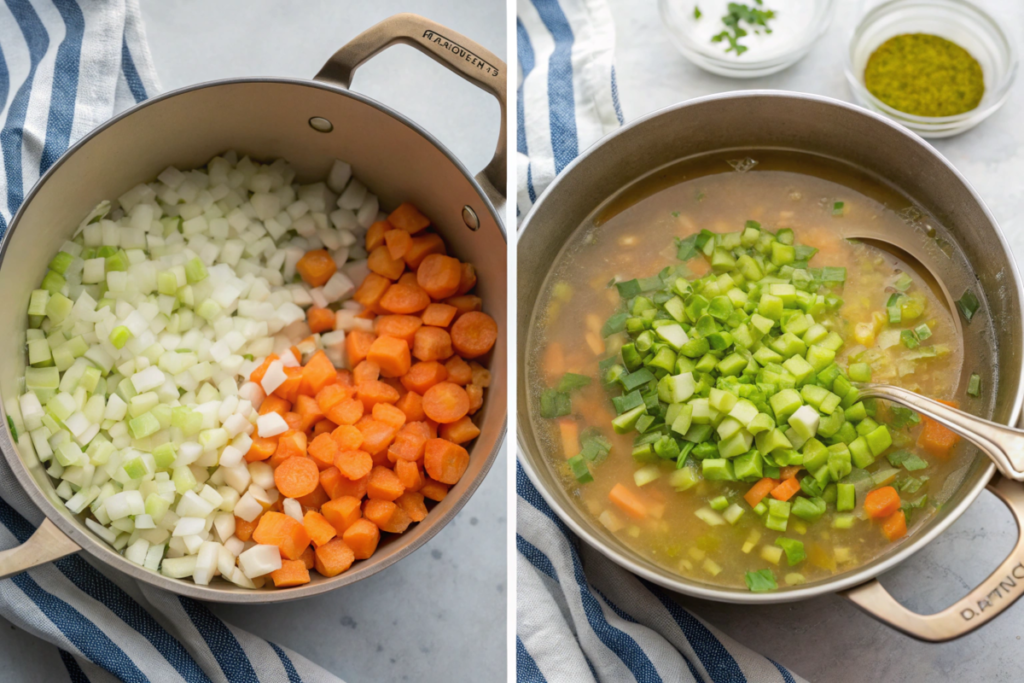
[
  {"x1": 557, "y1": 373, "x2": 592, "y2": 393},
  {"x1": 540, "y1": 389, "x2": 572, "y2": 418},
  {"x1": 832, "y1": 201, "x2": 844, "y2": 216},
  {"x1": 48, "y1": 251, "x2": 75, "y2": 275},
  {"x1": 568, "y1": 455, "x2": 593, "y2": 483},
  {"x1": 893, "y1": 272, "x2": 913, "y2": 292},
  {"x1": 744, "y1": 568, "x2": 777, "y2": 592},
  {"x1": 900, "y1": 329, "x2": 919, "y2": 349},
  {"x1": 956, "y1": 289, "x2": 980, "y2": 322},
  {"x1": 914, "y1": 323, "x2": 932, "y2": 340},
  {"x1": 967, "y1": 373, "x2": 981, "y2": 397},
  {"x1": 7, "y1": 415, "x2": 18, "y2": 442}
]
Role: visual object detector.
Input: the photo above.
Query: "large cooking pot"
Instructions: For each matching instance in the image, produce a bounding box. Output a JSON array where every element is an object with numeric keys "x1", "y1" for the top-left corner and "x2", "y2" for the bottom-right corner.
[
  {"x1": 517, "y1": 90, "x2": 1024, "y2": 641},
  {"x1": 0, "y1": 14, "x2": 507, "y2": 603}
]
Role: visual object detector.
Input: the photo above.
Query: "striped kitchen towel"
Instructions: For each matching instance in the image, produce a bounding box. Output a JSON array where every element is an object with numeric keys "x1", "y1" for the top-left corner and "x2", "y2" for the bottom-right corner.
[
  {"x1": 515, "y1": 1, "x2": 805, "y2": 680},
  {"x1": 0, "y1": 2, "x2": 340, "y2": 681}
]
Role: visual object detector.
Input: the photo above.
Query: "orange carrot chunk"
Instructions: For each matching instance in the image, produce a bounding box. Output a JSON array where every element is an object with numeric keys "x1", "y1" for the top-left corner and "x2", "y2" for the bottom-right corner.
[
  {"x1": 335, "y1": 449, "x2": 374, "y2": 480},
  {"x1": 456, "y1": 262, "x2": 477, "y2": 295},
  {"x1": 444, "y1": 356, "x2": 472, "y2": 385},
  {"x1": 380, "y1": 283, "x2": 431, "y2": 314},
  {"x1": 917, "y1": 411, "x2": 961, "y2": 460},
  {"x1": 274, "y1": 455, "x2": 319, "y2": 499},
  {"x1": 396, "y1": 390, "x2": 426, "y2": 422},
  {"x1": 368, "y1": 245, "x2": 406, "y2": 281},
  {"x1": 769, "y1": 477, "x2": 801, "y2": 502},
  {"x1": 420, "y1": 478, "x2": 449, "y2": 502},
  {"x1": 375, "y1": 315, "x2": 422, "y2": 345},
  {"x1": 401, "y1": 361, "x2": 448, "y2": 394},
  {"x1": 422, "y1": 302, "x2": 458, "y2": 328},
  {"x1": 439, "y1": 416, "x2": 481, "y2": 444},
  {"x1": 314, "y1": 538, "x2": 356, "y2": 577},
  {"x1": 296, "y1": 250, "x2": 337, "y2": 288},
  {"x1": 270, "y1": 559, "x2": 311, "y2": 588},
  {"x1": 321, "y1": 496, "x2": 363, "y2": 534},
  {"x1": 364, "y1": 499, "x2": 412, "y2": 534},
  {"x1": 424, "y1": 438, "x2": 470, "y2": 485},
  {"x1": 404, "y1": 233, "x2": 446, "y2": 269},
  {"x1": 307, "y1": 306, "x2": 336, "y2": 334},
  {"x1": 302, "y1": 510, "x2": 338, "y2": 547},
  {"x1": 308, "y1": 432, "x2": 340, "y2": 470},
  {"x1": 450, "y1": 311, "x2": 498, "y2": 359},
  {"x1": 253, "y1": 511, "x2": 311, "y2": 560},
  {"x1": 367, "y1": 465, "x2": 406, "y2": 502},
  {"x1": 864, "y1": 486, "x2": 902, "y2": 519},
  {"x1": 353, "y1": 273, "x2": 390, "y2": 311},
  {"x1": 367, "y1": 335, "x2": 412, "y2": 378},
  {"x1": 416, "y1": 253, "x2": 462, "y2": 300},
  {"x1": 882, "y1": 509, "x2": 908, "y2": 541},
  {"x1": 608, "y1": 483, "x2": 647, "y2": 520},
  {"x1": 744, "y1": 478, "x2": 779, "y2": 508},
  {"x1": 366, "y1": 220, "x2": 389, "y2": 251},
  {"x1": 395, "y1": 460, "x2": 425, "y2": 492},
  {"x1": 388, "y1": 202, "x2": 430, "y2": 234},
  {"x1": 343, "y1": 519, "x2": 381, "y2": 559},
  {"x1": 422, "y1": 382, "x2": 470, "y2": 424},
  {"x1": 384, "y1": 228, "x2": 413, "y2": 260},
  {"x1": 412, "y1": 326, "x2": 453, "y2": 362}
]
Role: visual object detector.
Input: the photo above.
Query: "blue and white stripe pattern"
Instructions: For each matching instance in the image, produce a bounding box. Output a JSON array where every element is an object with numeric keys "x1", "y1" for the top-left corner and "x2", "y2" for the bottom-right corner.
[
  {"x1": 0, "y1": 2, "x2": 341, "y2": 680},
  {"x1": 516, "y1": 0, "x2": 623, "y2": 220},
  {"x1": 515, "y1": 1, "x2": 805, "y2": 679}
]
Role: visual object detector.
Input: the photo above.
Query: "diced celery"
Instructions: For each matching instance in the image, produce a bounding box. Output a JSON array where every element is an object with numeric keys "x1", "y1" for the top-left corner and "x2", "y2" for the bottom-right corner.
[{"x1": 668, "y1": 467, "x2": 698, "y2": 491}]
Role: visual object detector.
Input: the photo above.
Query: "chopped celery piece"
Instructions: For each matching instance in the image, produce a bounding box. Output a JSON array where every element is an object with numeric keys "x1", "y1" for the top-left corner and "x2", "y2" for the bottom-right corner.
[
  {"x1": 968, "y1": 373, "x2": 981, "y2": 397},
  {"x1": 568, "y1": 455, "x2": 593, "y2": 484}
]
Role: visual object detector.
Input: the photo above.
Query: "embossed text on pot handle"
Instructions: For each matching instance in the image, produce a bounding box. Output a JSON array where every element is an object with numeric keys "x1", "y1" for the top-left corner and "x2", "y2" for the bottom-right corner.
[
  {"x1": 842, "y1": 476, "x2": 1024, "y2": 641},
  {"x1": 315, "y1": 13, "x2": 507, "y2": 196},
  {"x1": 0, "y1": 517, "x2": 80, "y2": 580},
  {"x1": 858, "y1": 383, "x2": 1024, "y2": 481}
]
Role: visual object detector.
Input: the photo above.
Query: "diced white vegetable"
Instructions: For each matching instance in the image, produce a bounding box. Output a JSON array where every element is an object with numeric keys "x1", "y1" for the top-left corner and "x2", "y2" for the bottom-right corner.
[
  {"x1": 283, "y1": 498, "x2": 303, "y2": 523},
  {"x1": 256, "y1": 412, "x2": 288, "y2": 438},
  {"x1": 238, "y1": 544, "x2": 283, "y2": 578}
]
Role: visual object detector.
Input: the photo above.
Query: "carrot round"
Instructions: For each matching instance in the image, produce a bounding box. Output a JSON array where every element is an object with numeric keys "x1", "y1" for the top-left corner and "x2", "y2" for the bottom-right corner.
[
  {"x1": 372, "y1": 402, "x2": 407, "y2": 430},
  {"x1": 444, "y1": 356, "x2": 472, "y2": 385},
  {"x1": 368, "y1": 245, "x2": 406, "y2": 281},
  {"x1": 413, "y1": 326, "x2": 453, "y2": 362},
  {"x1": 357, "y1": 419, "x2": 398, "y2": 455},
  {"x1": 364, "y1": 499, "x2": 412, "y2": 534},
  {"x1": 439, "y1": 416, "x2": 481, "y2": 444},
  {"x1": 335, "y1": 449, "x2": 373, "y2": 480},
  {"x1": 367, "y1": 465, "x2": 406, "y2": 502},
  {"x1": 395, "y1": 460, "x2": 425, "y2": 492},
  {"x1": 353, "y1": 273, "x2": 390, "y2": 310},
  {"x1": 420, "y1": 478, "x2": 449, "y2": 502},
  {"x1": 396, "y1": 391, "x2": 426, "y2": 422},
  {"x1": 388, "y1": 202, "x2": 430, "y2": 234},
  {"x1": 864, "y1": 486, "x2": 902, "y2": 519},
  {"x1": 246, "y1": 436, "x2": 278, "y2": 463},
  {"x1": 342, "y1": 519, "x2": 380, "y2": 559},
  {"x1": 356, "y1": 380, "x2": 400, "y2": 409},
  {"x1": 296, "y1": 250, "x2": 337, "y2": 288},
  {"x1": 422, "y1": 302, "x2": 458, "y2": 328},
  {"x1": 401, "y1": 361, "x2": 448, "y2": 394},
  {"x1": 882, "y1": 509, "x2": 908, "y2": 541},
  {"x1": 314, "y1": 538, "x2": 355, "y2": 577},
  {"x1": 416, "y1": 254, "x2": 462, "y2": 300},
  {"x1": 424, "y1": 438, "x2": 470, "y2": 485},
  {"x1": 367, "y1": 335, "x2": 412, "y2": 378},
  {"x1": 353, "y1": 360, "x2": 381, "y2": 385},
  {"x1": 307, "y1": 306, "x2": 336, "y2": 334},
  {"x1": 422, "y1": 382, "x2": 470, "y2": 424},
  {"x1": 450, "y1": 311, "x2": 498, "y2": 358},
  {"x1": 404, "y1": 233, "x2": 446, "y2": 269},
  {"x1": 308, "y1": 432, "x2": 340, "y2": 470},
  {"x1": 396, "y1": 491, "x2": 429, "y2": 522},
  {"x1": 380, "y1": 283, "x2": 431, "y2": 314},
  {"x1": 327, "y1": 397, "x2": 365, "y2": 426},
  {"x1": 366, "y1": 220, "x2": 389, "y2": 251},
  {"x1": 457, "y1": 262, "x2": 477, "y2": 295},
  {"x1": 384, "y1": 228, "x2": 412, "y2": 260},
  {"x1": 331, "y1": 424, "x2": 364, "y2": 451},
  {"x1": 275, "y1": 455, "x2": 320, "y2": 499},
  {"x1": 375, "y1": 315, "x2": 422, "y2": 345}
]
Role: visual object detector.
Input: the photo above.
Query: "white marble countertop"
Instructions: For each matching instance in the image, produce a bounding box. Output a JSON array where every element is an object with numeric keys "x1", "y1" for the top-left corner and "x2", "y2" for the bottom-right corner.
[
  {"x1": 607, "y1": 0, "x2": 1024, "y2": 680},
  {"x1": 0, "y1": 2, "x2": 507, "y2": 681}
]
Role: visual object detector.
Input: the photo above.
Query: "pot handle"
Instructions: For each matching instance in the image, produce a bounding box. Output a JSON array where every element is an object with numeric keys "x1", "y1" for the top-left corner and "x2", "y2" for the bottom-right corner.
[
  {"x1": 314, "y1": 13, "x2": 507, "y2": 197},
  {"x1": 841, "y1": 476, "x2": 1024, "y2": 642},
  {"x1": 0, "y1": 517, "x2": 80, "y2": 580}
]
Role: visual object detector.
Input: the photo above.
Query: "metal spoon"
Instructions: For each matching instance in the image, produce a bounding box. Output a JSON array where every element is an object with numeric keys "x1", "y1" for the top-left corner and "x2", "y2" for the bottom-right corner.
[{"x1": 842, "y1": 231, "x2": 1024, "y2": 480}]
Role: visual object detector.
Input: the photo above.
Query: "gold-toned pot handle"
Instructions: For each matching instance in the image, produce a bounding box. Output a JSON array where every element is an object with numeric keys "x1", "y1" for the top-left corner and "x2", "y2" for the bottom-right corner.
[
  {"x1": 842, "y1": 476, "x2": 1024, "y2": 642},
  {"x1": 0, "y1": 518, "x2": 80, "y2": 580},
  {"x1": 315, "y1": 13, "x2": 507, "y2": 196}
]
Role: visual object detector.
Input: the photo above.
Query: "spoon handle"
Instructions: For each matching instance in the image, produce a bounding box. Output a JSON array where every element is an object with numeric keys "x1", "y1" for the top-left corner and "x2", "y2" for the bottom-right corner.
[{"x1": 858, "y1": 383, "x2": 1024, "y2": 481}]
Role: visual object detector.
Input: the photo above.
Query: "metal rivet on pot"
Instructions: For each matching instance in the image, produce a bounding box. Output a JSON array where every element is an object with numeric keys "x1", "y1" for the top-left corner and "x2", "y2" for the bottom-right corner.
[
  {"x1": 462, "y1": 205, "x2": 480, "y2": 231},
  {"x1": 308, "y1": 117, "x2": 333, "y2": 133}
]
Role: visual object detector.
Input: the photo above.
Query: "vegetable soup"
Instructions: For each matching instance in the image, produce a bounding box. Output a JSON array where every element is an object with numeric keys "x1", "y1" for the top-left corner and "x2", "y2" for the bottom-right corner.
[{"x1": 527, "y1": 152, "x2": 981, "y2": 592}]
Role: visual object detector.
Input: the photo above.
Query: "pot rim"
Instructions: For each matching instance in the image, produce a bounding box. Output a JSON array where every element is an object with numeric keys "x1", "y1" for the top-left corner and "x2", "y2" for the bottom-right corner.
[
  {"x1": 0, "y1": 73, "x2": 507, "y2": 603},
  {"x1": 516, "y1": 88, "x2": 1024, "y2": 604}
]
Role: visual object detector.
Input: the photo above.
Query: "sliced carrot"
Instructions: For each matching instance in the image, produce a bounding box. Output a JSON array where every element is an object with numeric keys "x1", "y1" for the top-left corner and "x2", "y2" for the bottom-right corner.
[
  {"x1": 744, "y1": 478, "x2": 778, "y2": 508},
  {"x1": 353, "y1": 360, "x2": 381, "y2": 386},
  {"x1": 439, "y1": 416, "x2": 481, "y2": 444},
  {"x1": 424, "y1": 438, "x2": 470, "y2": 485},
  {"x1": 865, "y1": 486, "x2": 902, "y2": 519},
  {"x1": 368, "y1": 245, "x2": 406, "y2": 281},
  {"x1": 314, "y1": 538, "x2": 356, "y2": 577},
  {"x1": 364, "y1": 499, "x2": 412, "y2": 534},
  {"x1": 316, "y1": 383, "x2": 351, "y2": 415},
  {"x1": 779, "y1": 466, "x2": 803, "y2": 480},
  {"x1": 413, "y1": 326, "x2": 453, "y2": 362},
  {"x1": 294, "y1": 394, "x2": 325, "y2": 432},
  {"x1": 367, "y1": 335, "x2": 412, "y2": 378},
  {"x1": 270, "y1": 559, "x2": 311, "y2": 587},
  {"x1": 274, "y1": 430, "x2": 308, "y2": 461},
  {"x1": 319, "y1": 466, "x2": 345, "y2": 499},
  {"x1": 282, "y1": 412, "x2": 304, "y2": 433},
  {"x1": 234, "y1": 515, "x2": 259, "y2": 542},
  {"x1": 300, "y1": 546, "x2": 315, "y2": 570},
  {"x1": 451, "y1": 311, "x2": 498, "y2": 359},
  {"x1": 466, "y1": 384, "x2": 483, "y2": 415},
  {"x1": 259, "y1": 395, "x2": 291, "y2": 417},
  {"x1": 358, "y1": 419, "x2": 398, "y2": 455},
  {"x1": 384, "y1": 229, "x2": 412, "y2": 260},
  {"x1": 396, "y1": 491, "x2": 428, "y2": 522},
  {"x1": 388, "y1": 202, "x2": 430, "y2": 234},
  {"x1": 444, "y1": 295, "x2": 482, "y2": 316},
  {"x1": 331, "y1": 424, "x2": 364, "y2": 451},
  {"x1": 343, "y1": 519, "x2": 381, "y2": 559},
  {"x1": 372, "y1": 402, "x2": 407, "y2": 430},
  {"x1": 395, "y1": 460, "x2": 425, "y2": 492},
  {"x1": 246, "y1": 436, "x2": 278, "y2": 463},
  {"x1": 302, "y1": 510, "x2": 338, "y2": 547},
  {"x1": 396, "y1": 390, "x2": 426, "y2": 422},
  {"x1": 313, "y1": 419, "x2": 338, "y2": 437},
  {"x1": 335, "y1": 449, "x2": 373, "y2": 480},
  {"x1": 296, "y1": 484, "x2": 329, "y2": 510},
  {"x1": 273, "y1": 366, "x2": 304, "y2": 403},
  {"x1": 353, "y1": 273, "x2": 391, "y2": 312},
  {"x1": 367, "y1": 465, "x2": 406, "y2": 502},
  {"x1": 296, "y1": 250, "x2": 337, "y2": 288},
  {"x1": 299, "y1": 351, "x2": 338, "y2": 397},
  {"x1": 457, "y1": 262, "x2": 477, "y2": 295},
  {"x1": 470, "y1": 362, "x2": 491, "y2": 388},
  {"x1": 274, "y1": 454, "x2": 319, "y2": 499},
  {"x1": 321, "y1": 496, "x2": 363, "y2": 535},
  {"x1": 308, "y1": 432, "x2": 340, "y2": 470},
  {"x1": 375, "y1": 315, "x2": 422, "y2": 345},
  {"x1": 543, "y1": 342, "x2": 565, "y2": 383},
  {"x1": 356, "y1": 380, "x2": 400, "y2": 409},
  {"x1": 401, "y1": 361, "x2": 448, "y2": 394},
  {"x1": 380, "y1": 283, "x2": 431, "y2": 314},
  {"x1": 422, "y1": 302, "x2": 458, "y2": 328},
  {"x1": 346, "y1": 329, "x2": 378, "y2": 368},
  {"x1": 444, "y1": 356, "x2": 472, "y2": 385},
  {"x1": 253, "y1": 511, "x2": 311, "y2": 560},
  {"x1": 249, "y1": 354, "x2": 280, "y2": 385},
  {"x1": 416, "y1": 253, "x2": 462, "y2": 300},
  {"x1": 327, "y1": 397, "x2": 365, "y2": 426},
  {"x1": 398, "y1": 271, "x2": 418, "y2": 286},
  {"x1": 307, "y1": 306, "x2": 336, "y2": 334},
  {"x1": 404, "y1": 233, "x2": 446, "y2": 269},
  {"x1": 422, "y1": 382, "x2": 470, "y2": 424},
  {"x1": 558, "y1": 418, "x2": 580, "y2": 459},
  {"x1": 420, "y1": 478, "x2": 449, "y2": 502},
  {"x1": 608, "y1": 483, "x2": 647, "y2": 520},
  {"x1": 769, "y1": 477, "x2": 801, "y2": 502},
  {"x1": 917, "y1": 405, "x2": 961, "y2": 460},
  {"x1": 366, "y1": 220, "x2": 389, "y2": 251},
  {"x1": 388, "y1": 422, "x2": 430, "y2": 462},
  {"x1": 336, "y1": 369, "x2": 354, "y2": 387},
  {"x1": 882, "y1": 509, "x2": 908, "y2": 541}
]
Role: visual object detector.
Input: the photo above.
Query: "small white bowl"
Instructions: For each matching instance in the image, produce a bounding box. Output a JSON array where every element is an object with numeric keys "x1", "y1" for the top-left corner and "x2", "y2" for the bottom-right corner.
[
  {"x1": 845, "y1": 0, "x2": 1018, "y2": 138},
  {"x1": 659, "y1": 0, "x2": 836, "y2": 78}
]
